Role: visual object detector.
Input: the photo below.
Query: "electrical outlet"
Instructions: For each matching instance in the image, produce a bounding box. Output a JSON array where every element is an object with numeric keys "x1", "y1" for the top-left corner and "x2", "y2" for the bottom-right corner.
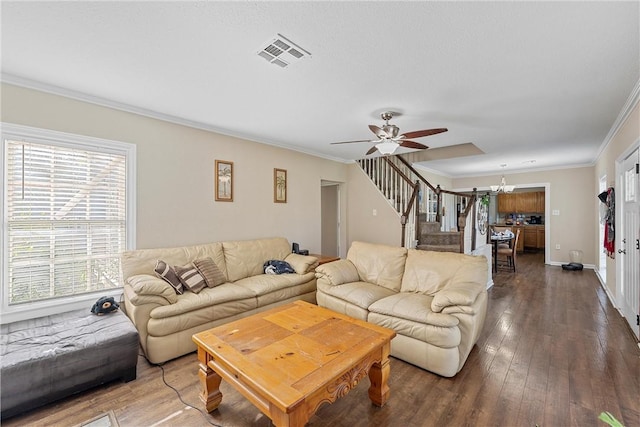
[
  {"x1": 372, "y1": 209, "x2": 377, "y2": 216},
  {"x1": 555, "y1": 244, "x2": 560, "y2": 250},
  {"x1": 552, "y1": 209, "x2": 560, "y2": 216}
]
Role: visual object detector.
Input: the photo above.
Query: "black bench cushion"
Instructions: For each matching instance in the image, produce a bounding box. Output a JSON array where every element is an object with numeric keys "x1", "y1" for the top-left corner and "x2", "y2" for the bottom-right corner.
[{"x1": 1, "y1": 308, "x2": 139, "y2": 419}]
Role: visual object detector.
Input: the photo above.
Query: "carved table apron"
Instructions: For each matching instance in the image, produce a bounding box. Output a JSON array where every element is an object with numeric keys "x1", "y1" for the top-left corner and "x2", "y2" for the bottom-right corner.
[{"x1": 192, "y1": 300, "x2": 396, "y2": 426}]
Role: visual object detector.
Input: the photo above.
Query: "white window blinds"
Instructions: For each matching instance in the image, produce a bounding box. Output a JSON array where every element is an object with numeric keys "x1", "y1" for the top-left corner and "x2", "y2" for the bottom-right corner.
[{"x1": 5, "y1": 137, "x2": 128, "y2": 305}]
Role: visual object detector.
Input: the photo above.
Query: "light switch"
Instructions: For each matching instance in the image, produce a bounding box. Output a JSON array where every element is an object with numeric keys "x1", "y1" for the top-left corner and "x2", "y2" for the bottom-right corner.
[{"x1": 552, "y1": 209, "x2": 560, "y2": 216}]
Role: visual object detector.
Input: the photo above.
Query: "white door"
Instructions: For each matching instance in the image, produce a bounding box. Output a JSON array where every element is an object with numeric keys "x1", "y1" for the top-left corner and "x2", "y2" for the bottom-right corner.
[{"x1": 619, "y1": 148, "x2": 639, "y2": 339}]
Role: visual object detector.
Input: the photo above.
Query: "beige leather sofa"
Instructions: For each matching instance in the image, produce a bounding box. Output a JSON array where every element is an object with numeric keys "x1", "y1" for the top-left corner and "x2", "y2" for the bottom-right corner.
[
  {"x1": 121, "y1": 237, "x2": 318, "y2": 364},
  {"x1": 315, "y1": 241, "x2": 488, "y2": 377}
]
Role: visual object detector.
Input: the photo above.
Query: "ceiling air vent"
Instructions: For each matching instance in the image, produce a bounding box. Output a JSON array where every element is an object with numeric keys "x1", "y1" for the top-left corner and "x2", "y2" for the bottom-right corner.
[{"x1": 257, "y1": 34, "x2": 311, "y2": 68}]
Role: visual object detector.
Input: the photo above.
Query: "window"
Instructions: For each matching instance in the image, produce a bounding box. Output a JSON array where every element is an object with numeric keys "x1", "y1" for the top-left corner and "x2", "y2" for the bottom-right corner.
[{"x1": 1, "y1": 124, "x2": 135, "y2": 313}]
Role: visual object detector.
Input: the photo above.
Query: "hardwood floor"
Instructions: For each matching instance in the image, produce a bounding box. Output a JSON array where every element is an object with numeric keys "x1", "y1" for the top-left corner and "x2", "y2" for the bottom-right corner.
[{"x1": 4, "y1": 253, "x2": 639, "y2": 427}]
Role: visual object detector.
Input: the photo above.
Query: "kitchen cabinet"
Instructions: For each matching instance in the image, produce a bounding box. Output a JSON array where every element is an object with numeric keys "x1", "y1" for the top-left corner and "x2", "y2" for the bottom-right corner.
[
  {"x1": 497, "y1": 193, "x2": 516, "y2": 213},
  {"x1": 524, "y1": 227, "x2": 537, "y2": 248},
  {"x1": 516, "y1": 192, "x2": 538, "y2": 213},
  {"x1": 537, "y1": 227, "x2": 545, "y2": 249},
  {"x1": 536, "y1": 191, "x2": 545, "y2": 213},
  {"x1": 521, "y1": 225, "x2": 545, "y2": 249},
  {"x1": 498, "y1": 191, "x2": 545, "y2": 214}
]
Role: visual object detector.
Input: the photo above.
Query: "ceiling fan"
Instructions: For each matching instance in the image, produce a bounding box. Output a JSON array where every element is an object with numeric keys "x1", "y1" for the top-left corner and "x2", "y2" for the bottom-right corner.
[{"x1": 331, "y1": 111, "x2": 448, "y2": 156}]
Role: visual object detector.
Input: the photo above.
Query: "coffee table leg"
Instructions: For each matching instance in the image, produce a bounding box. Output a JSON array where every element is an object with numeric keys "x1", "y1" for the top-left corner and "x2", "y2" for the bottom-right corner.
[
  {"x1": 197, "y1": 348, "x2": 223, "y2": 412},
  {"x1": 367, "y1": 344, "x2": 391, "y2": 407}
]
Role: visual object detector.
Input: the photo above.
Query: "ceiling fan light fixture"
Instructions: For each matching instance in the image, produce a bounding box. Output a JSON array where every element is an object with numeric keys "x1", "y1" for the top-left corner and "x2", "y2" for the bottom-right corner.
[{"x1": 376, "y1": 141, "x2": 399, "y2": 155}]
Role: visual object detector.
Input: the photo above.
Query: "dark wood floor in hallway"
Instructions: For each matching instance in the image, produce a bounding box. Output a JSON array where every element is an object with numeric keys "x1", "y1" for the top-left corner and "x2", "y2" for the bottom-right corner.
[{"x1": 4, "y1": 252, "x2": 639, "y2": 427}]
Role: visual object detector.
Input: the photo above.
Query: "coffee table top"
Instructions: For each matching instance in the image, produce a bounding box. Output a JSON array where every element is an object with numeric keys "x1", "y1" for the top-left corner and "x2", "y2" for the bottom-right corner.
[{"x1": 192, "y1": 300, "x2": 396, "y2": 412}]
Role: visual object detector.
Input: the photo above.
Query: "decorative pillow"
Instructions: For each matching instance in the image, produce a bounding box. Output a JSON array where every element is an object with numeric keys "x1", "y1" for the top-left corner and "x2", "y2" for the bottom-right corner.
[
  {"x1": 193, "y1": 257, "x2": 226, "y2": 288},
  {"x1": 154, "y1": 260, "x2": 184, "y2": 295},
  {"x1": 263, "y1": 260, "x2": 295, "y2": 275},
  {"x1": 284, "y1": 253, "x2": 319, "y2": 274},
  {"x1": 173, "y1": 263, "x2": 206, "y2": 294}
]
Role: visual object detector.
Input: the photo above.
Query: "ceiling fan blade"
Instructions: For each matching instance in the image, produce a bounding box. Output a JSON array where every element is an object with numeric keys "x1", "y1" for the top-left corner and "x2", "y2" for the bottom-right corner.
[
  {"x1": 399, "y1": 140, "x2": 428, "y2": 150},
  {"x1": 400, "y1": 128, "x2": 448, "y2": 139},
  {"x1": 365, "y1": 146, "x2": 378, "y2": 155},
  {"x1": 369, "y1": 125, "x2": 388, "y2": 138},
  {"x1": 331, "y1": 139, "x2": 374, "y2": 145}
]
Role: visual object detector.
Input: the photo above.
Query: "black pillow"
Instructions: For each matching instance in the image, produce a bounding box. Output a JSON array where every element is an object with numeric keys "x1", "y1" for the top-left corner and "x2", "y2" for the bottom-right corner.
[{"x1": 263, "y1": 260, "x2": 295, "y2": 275}]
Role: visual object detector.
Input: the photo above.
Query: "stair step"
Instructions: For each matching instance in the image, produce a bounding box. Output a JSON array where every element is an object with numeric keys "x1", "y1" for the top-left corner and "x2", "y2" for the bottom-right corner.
[
  {"x1": 419, "y1": 221, "x2": 442, "y2": 233},
  {"x1": 416, "y1": 244, "x2": 462, "y2": 253},
  {"x1": 420, "y1": 232, "x2": 460, "y2": 245}
]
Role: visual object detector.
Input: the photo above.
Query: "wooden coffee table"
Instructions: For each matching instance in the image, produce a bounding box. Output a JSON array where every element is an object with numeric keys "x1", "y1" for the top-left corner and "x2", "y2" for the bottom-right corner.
[{"x1": 192, "y1": 300, "x2": 396, "y2": 426}]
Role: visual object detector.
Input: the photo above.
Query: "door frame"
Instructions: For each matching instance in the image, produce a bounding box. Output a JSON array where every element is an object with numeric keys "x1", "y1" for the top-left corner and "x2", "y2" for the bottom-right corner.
[
  {"x1": 614, "y1": 138, "x2": 639, "y2": 339},
  {"x1": 320, "y1": 180, "x2": 345, "y2": 258}
]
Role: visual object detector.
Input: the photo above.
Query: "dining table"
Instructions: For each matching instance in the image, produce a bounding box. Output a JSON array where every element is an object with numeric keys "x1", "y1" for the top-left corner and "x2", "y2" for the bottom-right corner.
[{"x1": 490, "y1": 233, "x2": 514, "y2": 272}]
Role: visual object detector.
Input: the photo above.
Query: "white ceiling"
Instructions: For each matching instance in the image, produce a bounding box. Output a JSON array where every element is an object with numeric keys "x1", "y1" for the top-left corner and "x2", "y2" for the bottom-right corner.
[{"x1": 2, "y1": 1, "x2": 638, "y2": 177}]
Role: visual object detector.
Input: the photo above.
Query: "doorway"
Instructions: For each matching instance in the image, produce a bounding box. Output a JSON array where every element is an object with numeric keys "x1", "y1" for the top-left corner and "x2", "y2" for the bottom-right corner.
[{"x1": 321, "y1": 181, "x2": 340, "y2": 257}]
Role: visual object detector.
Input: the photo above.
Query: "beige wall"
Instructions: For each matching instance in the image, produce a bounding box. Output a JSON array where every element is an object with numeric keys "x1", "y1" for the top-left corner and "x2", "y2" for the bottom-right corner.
[
  {"x1": 1, "y1": 83, "x2": 348, "y2": 252},
  {"x1": 346, "y1": 164, "x2": 402, "y2": 247},
  {"x1": 454, "y1": 167, "x2": 596, "y2": 265},
  {"x1": 3, "y1": 82, "x2": 636, "y2": 272},
  {"x1": 594, "y1": 102, "x2": 640, "y2": 300}
]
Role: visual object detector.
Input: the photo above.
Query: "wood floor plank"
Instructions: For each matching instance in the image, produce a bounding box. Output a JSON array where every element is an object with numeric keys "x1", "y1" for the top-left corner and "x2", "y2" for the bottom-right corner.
[{"x1": 3, "y1": 252, "x2": 639, "y2": 427}]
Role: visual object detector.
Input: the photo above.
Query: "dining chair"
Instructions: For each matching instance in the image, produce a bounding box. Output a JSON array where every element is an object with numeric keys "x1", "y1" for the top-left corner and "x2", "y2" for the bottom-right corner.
[
  {"x1": 497, "y1": 228, "x2": 520, "y2": 272},
  {"x1": 491, "y1": 226, "x2": 512, "y2": 250}
]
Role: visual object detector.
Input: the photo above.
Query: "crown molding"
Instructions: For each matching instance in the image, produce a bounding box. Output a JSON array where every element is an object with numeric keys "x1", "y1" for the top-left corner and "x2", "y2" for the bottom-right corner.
[
  {"x1": 0, "y1": 73, "x2": 352, "y2": 164},
  {"x1": 595, "y1": 77, "x2": 640, "y2": 160}
]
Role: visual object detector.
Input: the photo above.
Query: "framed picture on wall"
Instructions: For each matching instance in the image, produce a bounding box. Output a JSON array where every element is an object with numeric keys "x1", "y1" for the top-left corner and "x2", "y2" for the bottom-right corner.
[
  {"x1": 274, "y1": 168, "x2": 287, "y2": 203},
  {"x1": 215, "y1": 160, "x2": 233, "y2": 202}
]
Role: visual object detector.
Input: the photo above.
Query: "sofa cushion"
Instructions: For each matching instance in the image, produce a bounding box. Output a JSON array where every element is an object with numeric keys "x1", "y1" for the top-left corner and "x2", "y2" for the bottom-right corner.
[
  {"x1": 174, "y1": 263, "x2": 207, "y2": 293},
  {"x1": 222, "y1": 237, "x2": 291, "y2": 282},
  {"x1": 347, "y1": 241, "x2": 407, "y2": 292},
  {"x1": 369, "y1": 294, "x2": 461, "y2": 348},
  {"x1": 234, "y1": 272, "x2": 315, "y2": 297},
  {"x1": 148, "y1": 298, "x2": 258, "y2": 337},
  {"x1": 122, "y1": 242, "x2": 227, "y2": 283},
  {"x1": 401, "y1": 249, "x2": 486, "y2": 295},
  {"x1": 126, "y1": 274, "x2": 178, "y2": 304},
  {"x1": 154, "y1": 260, "x2": 184, "y2": 295},
  {"x1": 368, "y1": 311, "x2": 461, "y2": 349},
  {"x1": 284, "y1": 253, "x2": 319, "y2": 274},
  {"x1": 369, "y1": 293, "x2": 459, "y2": 327},
  {"x1": 315, "y1": 259, "x2": 360, "y2": 286},
  {"x1": 149, "y1": 283, "x2": 257, "y2": 320},
  {"x1": 317, "y1": 280, "x2": 396, "y2": 310},
  {"x1": 193, "y1": 257, "x2": 226, "y2": 288}
]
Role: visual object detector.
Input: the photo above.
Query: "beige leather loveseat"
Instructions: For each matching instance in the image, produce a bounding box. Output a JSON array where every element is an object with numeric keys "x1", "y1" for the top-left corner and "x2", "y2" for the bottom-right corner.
[
  {"x1": 121, "y1": 237, "x2": 318, "y2": 364},
  {"x1": 315, "y1": 241, "x2": 487, "y2": 377}
]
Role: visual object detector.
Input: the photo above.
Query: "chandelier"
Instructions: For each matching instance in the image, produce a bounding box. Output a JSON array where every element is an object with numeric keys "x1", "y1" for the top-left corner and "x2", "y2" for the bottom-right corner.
[{"x1": 490, "y1": 165, "x2": 515, "y2": 193}]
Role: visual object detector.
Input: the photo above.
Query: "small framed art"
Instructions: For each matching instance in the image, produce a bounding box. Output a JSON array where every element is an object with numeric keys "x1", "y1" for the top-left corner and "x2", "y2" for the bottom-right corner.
[
  {"x1": 274, "y1": 168, "x2": 287, "y2": 203},
  {"x1": 215, "y1": 160, "x2": 233, "y2": 202}
]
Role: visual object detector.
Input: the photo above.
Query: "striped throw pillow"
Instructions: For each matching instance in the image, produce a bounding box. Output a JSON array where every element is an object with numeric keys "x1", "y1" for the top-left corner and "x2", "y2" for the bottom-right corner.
[
  {"x1": 174, "y1": 263, "x2": 206, "y2": 294},
  {"x1": 154, "y1": 260, "x2": 184, "y2": 295},
  {"x1": 193, "y1": 257, "x2": 226, "y2": 288}
]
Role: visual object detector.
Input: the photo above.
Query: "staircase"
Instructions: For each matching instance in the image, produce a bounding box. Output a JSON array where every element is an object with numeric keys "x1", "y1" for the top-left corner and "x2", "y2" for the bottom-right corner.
[
  {"x1": 357, "y1": 155, "x2": 477, "y2": 253},
  {"x1": 416, "y1": 218, "x2": 463, "y2": 253}
]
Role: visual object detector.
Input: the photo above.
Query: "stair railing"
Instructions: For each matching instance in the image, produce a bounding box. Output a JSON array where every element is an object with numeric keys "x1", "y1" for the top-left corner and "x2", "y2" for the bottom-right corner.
[
  {"x1": 357, "y1": 157, "x2": 419, "y2": 247},
  {"x1": 358, "y1": 155, "x2": 478, "y2": 252}
]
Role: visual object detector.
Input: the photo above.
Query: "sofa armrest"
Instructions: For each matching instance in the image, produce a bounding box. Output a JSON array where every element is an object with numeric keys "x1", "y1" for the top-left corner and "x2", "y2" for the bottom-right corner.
[
  {"x1": 315, "y1": 259, "x2": 359, "y2": 286},
  {"x1": 431, "y1": 283, "x2": 483, "y2": 313},
  {"x1": 284, "y1": 253, "x2": 319, "y2": 274},
  {"x1": 125, "y1": 274, "x2": 177, "y2": 305}
]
